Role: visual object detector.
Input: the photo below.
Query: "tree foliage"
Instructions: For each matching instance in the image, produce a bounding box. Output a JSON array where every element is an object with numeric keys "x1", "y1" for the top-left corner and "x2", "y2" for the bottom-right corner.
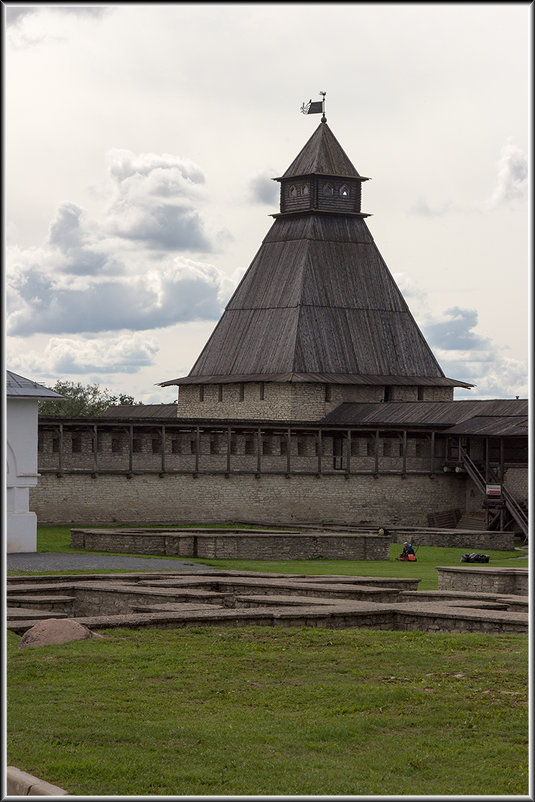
[{"x1": 38, "y1": 381, "x2": 141, "y2": 417}]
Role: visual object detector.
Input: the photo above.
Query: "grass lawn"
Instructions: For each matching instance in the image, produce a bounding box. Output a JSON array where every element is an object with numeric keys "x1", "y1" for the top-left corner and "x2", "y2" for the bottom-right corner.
[
  {"x1": 16, "y1": 525, "x2": 527, "y2": 592},
  {"x1": 6, "y1": 626, "x2": 528, "y2": 796},
  {"x1": 8, "y1": 526, "x2": 528, "y2": 795}
]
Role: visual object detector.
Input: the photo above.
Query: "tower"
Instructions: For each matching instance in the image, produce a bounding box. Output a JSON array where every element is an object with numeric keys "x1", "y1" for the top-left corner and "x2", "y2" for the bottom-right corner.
[{"x1": 161, "y1": 120, "x2": 471, "y2": 419}]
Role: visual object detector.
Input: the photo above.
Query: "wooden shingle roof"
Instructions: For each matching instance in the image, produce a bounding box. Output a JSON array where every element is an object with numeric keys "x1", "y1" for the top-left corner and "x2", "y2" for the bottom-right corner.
[
  {"x1": 161, "y1": 215, "x2": 470, "y2": 388},
  {"x1": 160, "y1": 124, "x2": 470, "y2": 390},
  {"x1": 280, "y1": 122, "x2": 366, "y2": 179},
  {"x1": 320, "y1": 399, "x2": 528, "y2": 435}
]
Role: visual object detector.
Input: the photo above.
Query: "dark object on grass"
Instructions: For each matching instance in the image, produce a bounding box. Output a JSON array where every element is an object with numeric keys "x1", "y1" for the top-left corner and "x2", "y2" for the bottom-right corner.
[{"x1": 460, "y1": 553, "x2": 490, "y2": 563}]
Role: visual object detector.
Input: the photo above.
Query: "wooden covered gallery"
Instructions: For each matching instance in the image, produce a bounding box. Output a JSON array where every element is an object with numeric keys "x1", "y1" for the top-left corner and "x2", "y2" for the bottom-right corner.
[
  {"x1": 34, "y1": 398, "x2": 527, "y2": 533},
  {"x1": 31, "y1": 117, "x2": 528, "y2": 534}
]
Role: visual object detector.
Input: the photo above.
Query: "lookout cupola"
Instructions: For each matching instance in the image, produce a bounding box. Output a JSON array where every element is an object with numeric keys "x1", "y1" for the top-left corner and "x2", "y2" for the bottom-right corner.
[{"x1": 276, "y1": 121, "x2": 370, "y2": 217}]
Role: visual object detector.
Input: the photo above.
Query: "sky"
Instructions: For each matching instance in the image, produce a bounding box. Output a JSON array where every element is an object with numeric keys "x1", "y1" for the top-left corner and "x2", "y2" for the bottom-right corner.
[{"x1": 4, "y1": 2, "x2": 531, "y2": 404}]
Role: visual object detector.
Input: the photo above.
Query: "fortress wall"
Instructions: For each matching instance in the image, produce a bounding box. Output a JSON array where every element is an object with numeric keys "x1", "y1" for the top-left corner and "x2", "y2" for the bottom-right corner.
[{"x1": 30, "y1": 471, "x2": 467, "y2": 527}]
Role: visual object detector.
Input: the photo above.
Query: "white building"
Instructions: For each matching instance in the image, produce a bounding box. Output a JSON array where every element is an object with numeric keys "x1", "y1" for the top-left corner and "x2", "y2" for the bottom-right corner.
[{"x1": 6, "y1": 371, "x2": 63, "y2": 552}]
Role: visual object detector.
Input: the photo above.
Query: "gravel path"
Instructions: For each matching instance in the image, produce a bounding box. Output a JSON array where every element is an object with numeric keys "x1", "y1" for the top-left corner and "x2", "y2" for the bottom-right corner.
[{"x1": 7, "y1": 552, "x2": 215, "y2": 572}]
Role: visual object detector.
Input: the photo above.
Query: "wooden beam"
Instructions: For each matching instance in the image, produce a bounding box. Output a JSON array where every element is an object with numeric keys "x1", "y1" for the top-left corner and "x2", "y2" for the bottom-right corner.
[
  {"x1": 93, "y1": 424, "x2": 98, "y2": 473},
  {"x1": 58, "y1": 423, "x2": 63, "y2": 474},
  {"x1": 286, "y1": 428, "x2": 291, "y2": 474},
  {"x1": 128, "y1": 425, "x2": 133, "y2": 473}
]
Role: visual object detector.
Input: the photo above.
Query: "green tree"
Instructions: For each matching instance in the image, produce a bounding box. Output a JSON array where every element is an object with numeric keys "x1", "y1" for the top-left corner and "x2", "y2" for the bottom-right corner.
[{"x1": 38, "y1": 381, "x2": 141, "y2": 417}]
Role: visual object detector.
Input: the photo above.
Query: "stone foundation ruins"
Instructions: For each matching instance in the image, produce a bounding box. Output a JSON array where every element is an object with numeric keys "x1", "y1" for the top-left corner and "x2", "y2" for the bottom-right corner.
[
  {"x1": 7, "y1": 567, "x2": 528, "y2": 636},
  {"x1": 69, "y1": 526, "x2": 514, "y2": 558}
]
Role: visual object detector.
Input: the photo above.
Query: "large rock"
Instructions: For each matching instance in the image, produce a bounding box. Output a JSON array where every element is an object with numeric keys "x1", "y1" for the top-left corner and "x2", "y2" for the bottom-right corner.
[{"x1": 19, "y1": 618, "x2": 103, "y2": 649}]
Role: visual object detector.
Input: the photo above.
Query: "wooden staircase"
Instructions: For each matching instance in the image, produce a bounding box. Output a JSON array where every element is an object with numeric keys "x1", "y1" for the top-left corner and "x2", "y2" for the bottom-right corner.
[{"x1": 455, "y1": 511, "x2": 487, "y2": 531}]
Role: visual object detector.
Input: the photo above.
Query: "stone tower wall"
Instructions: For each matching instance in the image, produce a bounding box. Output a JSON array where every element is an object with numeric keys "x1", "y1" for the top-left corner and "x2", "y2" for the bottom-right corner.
[{"x1": 178, "y1": 382, "x2": 453, "y2": 420}]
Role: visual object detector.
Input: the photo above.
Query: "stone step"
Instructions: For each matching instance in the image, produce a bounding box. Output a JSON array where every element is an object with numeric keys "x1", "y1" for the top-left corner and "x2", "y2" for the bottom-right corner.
[
  {"x1": 7, "y1": 608, "x2": 70, "y2": 620},
  {"x1": 7, "y1": 595, "x2": 75, "y2": 606},
  {"x1": 131, "y1": 602, "x2": 219, "y2": 612},
  {"x1": 235, "y1": 594, "x2": 337, "y2": 607}
]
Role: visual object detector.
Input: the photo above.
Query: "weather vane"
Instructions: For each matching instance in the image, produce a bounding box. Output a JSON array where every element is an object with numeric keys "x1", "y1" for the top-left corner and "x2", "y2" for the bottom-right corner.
[{"x1": 300, "y1": 91, "x2": 327, "y2": 123}]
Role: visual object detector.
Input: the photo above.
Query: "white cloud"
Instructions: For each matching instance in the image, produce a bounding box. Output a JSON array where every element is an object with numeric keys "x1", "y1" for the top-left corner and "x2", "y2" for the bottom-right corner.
[
  {"x1": 420, "y1": 306, "x2": 527, "y2": 398},
  {"x1": 8, "y1": 333, "x2": 160, "y2": 377},
  {"x1": 410, "y1": 141, "x2": 528, "y2": 217},
  {"x1": 421, "y1": 307, "x2": 493, "y2": 352},
  {"x1": 103, "y1": 149, "x2": 211, "y2": 251},
  {"x1": 485, "y1": 140, "x2": 528, "y2": 208},
  {"x1": 247, "y1": 168, "x2": 280, "y2": 205},
  {"x1": 409, "y1": 198, "x2": 454, "y2": 217},
  {"x1": 6, "y1": 5, "x2": 110, "y2": 48},
  {"x1": 6, "y1": 254, "x2": 231, "y2": 336},
  {"x1": 5, "y1": 145, "x2": 245, "y2": 337}
]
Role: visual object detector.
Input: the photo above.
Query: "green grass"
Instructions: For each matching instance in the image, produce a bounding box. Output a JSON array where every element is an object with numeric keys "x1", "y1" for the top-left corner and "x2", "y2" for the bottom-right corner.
[
  {"x1": 6, "y1": 626, "x2": 527, "y2": 796},
  {"x1": 22, "y1": 526, "x2": 526, "y2": 591}
]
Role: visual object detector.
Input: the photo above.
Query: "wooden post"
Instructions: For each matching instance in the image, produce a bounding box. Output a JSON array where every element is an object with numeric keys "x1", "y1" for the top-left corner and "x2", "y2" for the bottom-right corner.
[
  {"x1": 226, "y1": 426, "x2": 231, "y2": 473},
  {"x1": 58, "y1": 423, "x2": 63, "y2": 473},
  {"x1": 195, "y1": 426, "x2": 200, "y2": 473},
  {"x1": 346, "y1": 429, "x2": 351, "y2": 474},
  {"x1": 93, "y1": 424, "x2": 98, "y2": 473},
  {"x1": 430, "y1": 431, "x2": 435, "y2": 473},
  {"x1": 257, "y1": 427, "x2": 262, "y2": 474},
  {"x1": 499, "y1": 438, "x2": 504, "y2": 483},
  {"x1": 286, "y1": 428, "x2": 291, "y2": 474},
  {"x1": 128, "y1": 425, "x2": 133, "y2": 473},
  {"x1": 161, "y1": 425, "x2": 166, "y2": 473},
  {"x1": 485, "y1": 437, "x2": 489, "y2": 483},
  {"x1": 374, "y1": 430, "x2": 379, "y2": 474},
  {"x1": 402, "y1": 430, "x2": 407, "y2": 474},
  {"x1": 317, "y1": 429, "x2": 322, "y2": 475}
]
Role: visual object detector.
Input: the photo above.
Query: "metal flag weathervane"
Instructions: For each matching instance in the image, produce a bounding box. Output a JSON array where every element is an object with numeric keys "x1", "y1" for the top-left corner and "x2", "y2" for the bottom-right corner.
[{"x1": 301, "y1": 91, "x2": 327, "y2": 122}]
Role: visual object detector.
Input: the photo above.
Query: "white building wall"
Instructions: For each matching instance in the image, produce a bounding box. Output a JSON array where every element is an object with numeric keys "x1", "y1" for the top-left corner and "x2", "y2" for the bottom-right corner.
[{"x1": 6, "y1": 398, "x2": 40, "y2": 552}]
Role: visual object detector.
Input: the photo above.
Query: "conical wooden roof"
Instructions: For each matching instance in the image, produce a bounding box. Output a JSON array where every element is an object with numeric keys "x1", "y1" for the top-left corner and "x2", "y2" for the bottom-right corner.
[
  {"x1": 281, "y1": 122, "x2": 364, "y2": 179},
  {"x1": 161, "y1": 124, "x2": 470, "y2": 389}
]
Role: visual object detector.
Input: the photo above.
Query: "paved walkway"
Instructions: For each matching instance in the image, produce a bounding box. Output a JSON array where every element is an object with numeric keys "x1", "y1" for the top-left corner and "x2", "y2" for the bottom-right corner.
[{"x1": 7, "y1": 552, "x2": 215, "y2": 572}]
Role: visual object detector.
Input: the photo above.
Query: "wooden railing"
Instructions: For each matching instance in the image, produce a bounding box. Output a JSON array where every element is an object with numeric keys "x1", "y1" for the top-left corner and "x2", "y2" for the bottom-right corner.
[{"x1": 460, "y1": 449, "x2": 528, "y2": 539}]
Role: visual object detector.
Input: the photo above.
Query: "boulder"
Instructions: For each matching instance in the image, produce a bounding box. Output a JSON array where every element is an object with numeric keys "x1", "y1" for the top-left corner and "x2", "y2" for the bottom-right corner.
[{"x1": 19, "y1": 618, "x2": 103, "y2": 649}]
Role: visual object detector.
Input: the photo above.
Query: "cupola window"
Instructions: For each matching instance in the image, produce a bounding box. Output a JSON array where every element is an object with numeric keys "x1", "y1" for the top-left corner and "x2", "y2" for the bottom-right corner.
[
  {"x1": 340, "y1": 184, "x2": 349, "y2": 197},
  {"x1": 323, "y1": 183, "x2": 334, "y2": 196},
  {"x1": 289, "y1": 185, "x2": 297, "y2": 197},
  {"x1": 301, "y1": 184, "x2": 309, "y2": 196}
]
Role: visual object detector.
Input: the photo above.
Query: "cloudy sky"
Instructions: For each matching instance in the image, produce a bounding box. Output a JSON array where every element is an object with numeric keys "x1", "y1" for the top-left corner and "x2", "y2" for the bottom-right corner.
[{"x1": 5, "y1": 3, "x2": 530, "y2": 403}]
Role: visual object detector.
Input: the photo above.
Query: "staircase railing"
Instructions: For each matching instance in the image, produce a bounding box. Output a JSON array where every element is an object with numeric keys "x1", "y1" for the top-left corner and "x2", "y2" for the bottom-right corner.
[{"x1": 460, "y1": 449, "x2": 528, "y2": 539}]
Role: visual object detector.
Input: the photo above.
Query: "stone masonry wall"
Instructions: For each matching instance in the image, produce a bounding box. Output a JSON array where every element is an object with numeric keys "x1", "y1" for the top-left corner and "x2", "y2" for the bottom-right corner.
[
  {"x1": 31, "y1": 471, "x2": 467, "y2": 526},
  {"x1": 437, "y1": 566, "x2": 528, "y2": 595},
  {"x1": 178, "y1": 382, "x2": 453, "y2": 420},
  {"x1": 503, "y1": 467, "x2": 528, "y2": 500},
  {"x1": 70, "y1": 530, "x2": 390, "y2": 560}
]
